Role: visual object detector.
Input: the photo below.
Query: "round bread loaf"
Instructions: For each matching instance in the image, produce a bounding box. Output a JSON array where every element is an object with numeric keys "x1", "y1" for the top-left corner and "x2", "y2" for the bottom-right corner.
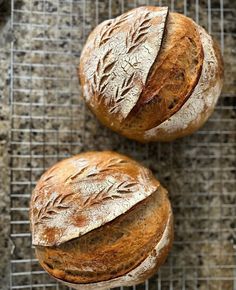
[
  {"x1": 30, "y1": 151, "x2": 173, "y2": 289},
  {"x1": 79, "y1": 6, "x2": 224, "y2": 142}
]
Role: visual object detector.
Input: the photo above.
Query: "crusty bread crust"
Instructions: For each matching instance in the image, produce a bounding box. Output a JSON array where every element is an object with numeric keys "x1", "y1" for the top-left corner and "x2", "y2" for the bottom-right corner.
[
  {"x1": 124, "y1": 12, "x2": 203, "y2": 133},
  {"x1": 53, "y1": 208, "x2": 173, "y2": 290},
  {"x1": 30, "y1": 151, "x2": 173, "y2": 289},
  {"x1": 36, "y1": 186, "x2": 173, "y2": 285},
  {"x1": 79, "y1": 6, "x2": 224, "y2": 142}
]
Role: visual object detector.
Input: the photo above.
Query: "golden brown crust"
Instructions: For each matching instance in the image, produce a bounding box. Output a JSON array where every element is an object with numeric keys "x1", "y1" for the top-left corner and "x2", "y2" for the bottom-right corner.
[
  {"x1": 54, "y1": 208, "x2": 173, "y2": 290},
  {"x1": 140, "y1": 25, "x2": 224, "y2": 142},
  {"x1": 129, "y1": 213, "x2": 174, "y2": 286},
  {"x1": 79, "y1": 7, "x2": 224, "y2": 143},
  {"x1": 125, "y1": 12, "x2": 203, "y2": 132},
  {"x1": 30, "y1": 151, "x2": 173, "y2": 288},
  {"x1": 35, "y1": 186, "x2": 172, "y2": 284}
]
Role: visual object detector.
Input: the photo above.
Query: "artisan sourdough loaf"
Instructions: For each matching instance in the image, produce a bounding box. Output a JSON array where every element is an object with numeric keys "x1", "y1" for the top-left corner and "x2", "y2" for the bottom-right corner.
[
  {"x1": 79, "y1": 6, "x2": 224, "y2": 142},
  {"x1": 30, "y1": 151, "x2": 173, "y2": 289}
]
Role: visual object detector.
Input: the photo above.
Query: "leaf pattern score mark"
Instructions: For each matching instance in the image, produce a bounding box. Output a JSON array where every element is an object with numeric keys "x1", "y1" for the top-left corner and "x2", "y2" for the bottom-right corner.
[
  {"x1": 65, "y1": 165, "x2": 88, "y2": 183},
  {"x1": 105, "y1": 157, "x2": 129, "y2": 168},
  {"x1": 34, "y1": 192, "x2": 75, "y2": 225},
  {"x1": 33, "y1": 183, "x2": 53, "y2": 204},
  {"x1": 99, "y1": 13, "x2": 130, "y2": 47},
  {"x1": 120, "y1": 72, "x2": 135, "y2": 97},
  {"x1": 68, "y1": 157, "x2": 128, "y2": 184},
  {"x1": 126, "y1": 12, "x2": 151, "y2": 53},
  {"x1": 109, "y1": 72, "x2": 135, "y2": 114},
  {"x1": 92, "y1": 49, "x2": 116, "y2": 101},
  {"x1": 81, "y1": 180, "x2": 138, "y2": 209},
  {"x1": 33, "y1": 157, "x2": 135, "y2": 225}
]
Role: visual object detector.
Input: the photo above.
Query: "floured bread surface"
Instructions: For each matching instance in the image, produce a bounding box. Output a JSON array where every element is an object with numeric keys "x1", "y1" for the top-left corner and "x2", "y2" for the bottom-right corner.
[
  {"x1": 36, "y1": 186, "x2": 172, "y2": 285},
  {"x1": 79, "y1": 6, "x2": 224, "y2": 142},
  {"x1": 79, "y1": 6, "x2": 168, "y2": 123},
  {"x1": 30, "y1": 151, "x2": 159, "y2": 246}
]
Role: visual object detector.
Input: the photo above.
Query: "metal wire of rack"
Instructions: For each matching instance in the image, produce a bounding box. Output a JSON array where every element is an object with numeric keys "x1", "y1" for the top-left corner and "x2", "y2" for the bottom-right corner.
[{"x1": 9, "y1": 0, "x2": 236, "y2": 289}]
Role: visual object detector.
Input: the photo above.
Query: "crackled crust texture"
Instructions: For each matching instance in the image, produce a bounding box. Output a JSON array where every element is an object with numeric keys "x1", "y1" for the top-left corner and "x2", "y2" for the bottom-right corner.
[
  {"x1": 30, "y1": 151, "x2": 173, "y2": 289},
  {"x1": 79, "y1": 6, "x2": 224, "y2": 142}
]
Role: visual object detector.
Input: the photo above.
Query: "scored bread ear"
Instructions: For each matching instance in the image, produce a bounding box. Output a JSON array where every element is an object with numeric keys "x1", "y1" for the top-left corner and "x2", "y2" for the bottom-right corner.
[
  {"x1": 123, "y1": 12, "x2": 204, "y2": 134},
  {"x1": 144, "y1": 24, "x2": 224, "y2": 142},
  {"x1": 52, "y1": 206, "x2": 173, "y2": 290}
]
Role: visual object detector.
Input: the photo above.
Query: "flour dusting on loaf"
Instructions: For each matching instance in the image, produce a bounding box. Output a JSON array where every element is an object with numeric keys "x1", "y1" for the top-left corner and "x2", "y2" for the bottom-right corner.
[
  {"x1": 80, "y1": 6, "x2": 168, "y2": 119},
  {"x1": 30, "y1": 151, "x2": 160, "y2": 246}
]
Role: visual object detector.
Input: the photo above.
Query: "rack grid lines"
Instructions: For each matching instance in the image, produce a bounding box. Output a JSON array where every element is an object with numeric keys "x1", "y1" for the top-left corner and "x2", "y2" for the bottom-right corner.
[{"x1": 10, "y1": 0, "x2": 236, "y2": 289}]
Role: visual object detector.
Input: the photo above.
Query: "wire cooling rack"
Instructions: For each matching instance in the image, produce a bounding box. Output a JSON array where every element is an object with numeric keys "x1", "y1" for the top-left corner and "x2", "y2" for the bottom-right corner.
[{"x1": 9, "y1": 0, "x2": 236, "y2": 289}]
